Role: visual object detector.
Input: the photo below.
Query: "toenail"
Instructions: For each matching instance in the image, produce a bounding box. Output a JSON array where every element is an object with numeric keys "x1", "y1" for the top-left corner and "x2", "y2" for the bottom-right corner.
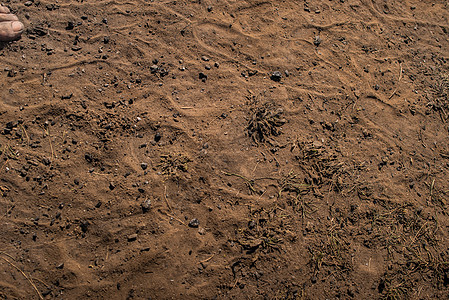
[{"x1": 11, "y1": 21, "x2": 23, "y2": 32}]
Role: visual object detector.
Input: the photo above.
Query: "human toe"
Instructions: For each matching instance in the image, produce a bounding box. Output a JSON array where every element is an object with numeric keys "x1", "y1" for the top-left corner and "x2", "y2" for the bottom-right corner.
[
  {"x1": 0, "y1": 6, "x2": 11, "y2": 14},
  {"x1": 0, "y1": 21, "x2": 24, "y2": 41}
]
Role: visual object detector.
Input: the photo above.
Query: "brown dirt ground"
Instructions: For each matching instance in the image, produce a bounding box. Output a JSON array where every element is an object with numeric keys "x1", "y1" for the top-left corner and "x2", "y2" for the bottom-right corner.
[{"x1": 0, "y1": 0, "x2": 448, "y2": 299}]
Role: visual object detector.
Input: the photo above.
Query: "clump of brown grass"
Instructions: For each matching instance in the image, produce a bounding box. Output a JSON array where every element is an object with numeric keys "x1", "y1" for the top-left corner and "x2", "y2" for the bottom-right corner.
[{"x1": 247, "y1": 102, "x2": 286, "y2": 143}]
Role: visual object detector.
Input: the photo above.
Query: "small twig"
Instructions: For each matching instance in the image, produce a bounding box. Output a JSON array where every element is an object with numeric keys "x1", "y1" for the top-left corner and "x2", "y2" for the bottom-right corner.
[
  {"x1": 389, "y1": 62, "x2": 403, "y2": 99},
  {"x1": 160, "y1": 211, "x2": 186, "y2": 226},
  {"x1": 198, "y1": 254, "x2": 215, "y2": 264},
  {"x1": 407, "y1": 222, "x2": 427, "y2": 249},
  {"x1": 164, "y1": 185, "x2": 172, "y2": 211},
  {"x1": 18, "y1": 124, "x2": 30, "y2": 145},
  {"x1": 0, "y1": 253, "x2": 43, "y2": 300}
]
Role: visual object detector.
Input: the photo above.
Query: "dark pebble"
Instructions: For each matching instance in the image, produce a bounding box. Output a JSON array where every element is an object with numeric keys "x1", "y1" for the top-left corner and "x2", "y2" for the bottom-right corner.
[
  {"x1": 56, "y1": 263, "x2": 64, "y2": 269},
  {"x1": 140, "y1": 162, "x2": 148, "y2": 170},
  {"x1": 80, "y1": 221, "x2": 89, "y2": 233},
  {"x1": 313, "y1": 36, "x2": 322, "y2": 46},
  {"x1": 270, "y1": 71, "x2": 282, "y2": 82},
  {"x1": 199, "y1": 72, "x2": 208, "y2": 81},
  {"x1": 248, "y1": 220, "x2": 256, "y2": 229},
  {"x1": 66, "y1": 21, "x2": 74, "y2": 30},
  {"x1": 154, "y1": 132, "x2": 162, "y2": 142}
]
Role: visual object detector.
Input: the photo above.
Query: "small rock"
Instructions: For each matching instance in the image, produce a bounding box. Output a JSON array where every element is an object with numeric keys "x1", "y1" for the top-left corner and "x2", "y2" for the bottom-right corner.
[
  {"x1": 85, "y1": 153, "x2": 93, "y2": 163},
  {"x1": 188, "y1": 218, "x2": 200, "y2": 228},
  {"x1": 140, "y1": 162, "x2": 148, "y2": 170},
  {"x1": 207, "y1": 6, "x2": 213, "y2": 12},
  {"x1": 248, "y1": 220, "x2": 256, "y2": 229},
  {"x1": 56, "y1": 263, "x2": 64, "y2": 269},
  {"x1": 313, "y1": 36, "x2": 322, "y2": 46},
  {"x1": 80, "y1": 221, "x2": 89, "y2": 233},
  {"x1": 127, "y1": 234, "x2": 138, "y2": 242},
  {"x1": 150, "y1": 65, "x2": 159, "y2": 73},
  {"x1": 24, "y1": 1, "x2": 33, "y2": 7},
  {"x1": 109, "y1": 182, "x2": 116, "y2": 190},
  {"x1": 201, "y1": 56, "x2": 210, "y2": 61},
  {"x1": 66, "y1": 21, "x2": 74, "y2": 30},
  {"x1": 199, "y1": 72, "x2": 208, "y2": 81},
  {"x1": 154, "y1": 132, "x2": 162, "y2": 142},
  {"x1": 141, "y1": 198, "x2": 151, "y2": 213},
  {"x1": 270, "y1": 71, "x2": 282, "y2": 82}
]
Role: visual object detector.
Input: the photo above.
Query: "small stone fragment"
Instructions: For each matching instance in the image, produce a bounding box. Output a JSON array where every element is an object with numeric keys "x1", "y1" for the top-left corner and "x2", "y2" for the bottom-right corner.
[
  {"x1": 313, "y1": 36, "x2": 322, "y2": 46},
  {"x1": 141, "y1": 198, "x2": 151, "y2": 213},
  {"x1": 127, "y1": 234, "x2": 138, "y2": 242},
  {"x1": 80, "y1": 221, "x2": 89, "y2": 233},
  {"x1": 154, "y1": 132, "x2": 162, "y2": 142},
  {"x1": 150, "y1": 65, "x2": 159, "y2": 73},
  {"x1": 199, "y1": 72, "x2": 208, "y2": 81},
  {"x1": 188, "y1": 218, "x2": 200, "y2": 228},
  {"x1": 270, "y1": 71, "x2": 282, "y2": 82},
  {"x1": 140, "y1": 162, "x2": 148, "y2": 170}
]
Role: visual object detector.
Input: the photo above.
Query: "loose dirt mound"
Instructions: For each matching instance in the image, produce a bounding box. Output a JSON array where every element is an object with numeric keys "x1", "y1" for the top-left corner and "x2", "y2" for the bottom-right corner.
[{"x1": 0, "y1": 0, "x2": 448, "y2": 299}]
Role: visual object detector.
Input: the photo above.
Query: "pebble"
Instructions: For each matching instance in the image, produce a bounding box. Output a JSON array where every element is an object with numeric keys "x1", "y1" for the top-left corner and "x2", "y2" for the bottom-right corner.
[
  {"x1": 80, "y1": 221, "x2": 89, "y2": 233},
  {"x1": 141, "y1": 198, "x2": 151, "y2": 213},
  {"x1": 248, "y1": 220, "x2": 256, "y2": 229},
  {"x1": 199, "y1": 72, "x2": 208, "y2": 81},
  {"x1": 270, "y1": 71, "x2": 282, "y2": 82},
  {"x1": 188, "y1": 218, "x2": 200, "y2": 228},
  {"x1": 154, "y1": 132, "x2": 162, "y2": 142},
  {"x1": 127, "y1": 234, "x2": 138, "y2": 242},
  {"x1": 313, "y1": 36, "x2": 322, "y2": 47},
  {"x1": 201, "y1": 56, "x2": 210, "y2": 61},
  {"x1": 150, "y1": 65, "x2": 159, "y2": 73},
  {"x1": 140, "y1": 162, "x2": 148, "y2": 170}
]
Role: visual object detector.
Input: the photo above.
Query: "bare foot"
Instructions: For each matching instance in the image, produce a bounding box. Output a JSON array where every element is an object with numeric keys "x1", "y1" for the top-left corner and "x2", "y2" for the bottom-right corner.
[{"x1": 0, "y1": 5, "x2": 23, "y2": 42}]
